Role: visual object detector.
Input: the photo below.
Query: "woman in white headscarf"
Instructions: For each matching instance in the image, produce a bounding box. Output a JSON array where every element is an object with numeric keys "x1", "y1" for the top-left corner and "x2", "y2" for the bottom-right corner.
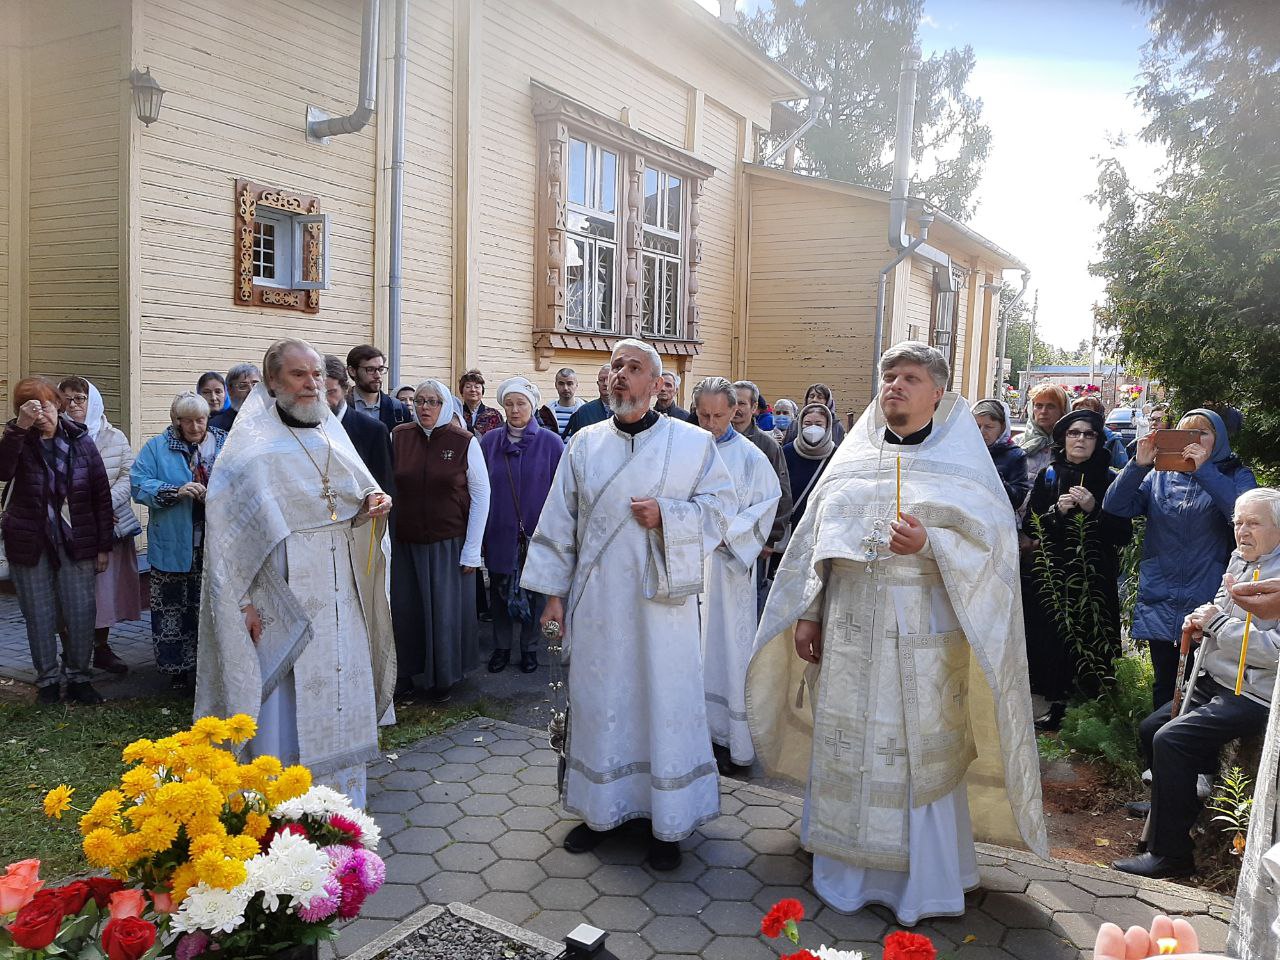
[
  {"x1": 389, "y1": 379, "x2": 491, "y2": 700},
  {"x1": 57, "y1": 377, "x2": 142, "y2": 674}
]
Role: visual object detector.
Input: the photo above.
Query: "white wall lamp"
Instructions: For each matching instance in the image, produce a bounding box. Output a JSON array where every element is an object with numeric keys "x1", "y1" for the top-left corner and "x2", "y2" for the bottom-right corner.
[{"x1": 129, "y1": 68, "x2": 166, "y2": 126}]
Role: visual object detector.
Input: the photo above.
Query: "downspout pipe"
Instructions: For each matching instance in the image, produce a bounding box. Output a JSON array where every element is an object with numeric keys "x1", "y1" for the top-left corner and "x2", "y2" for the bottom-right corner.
[
  {"x1": 387, "y1": 0, "x2": 407, "y2": 387},
  {"x1": 995, "y1": 269, "x2": 1029, "y2": 395},
  {"x1": 761, "y1": 94, "x2": 826, "y2": 166},
  {"x1": 873, "y1": 211, "x2": 934, "y2": 400},
  {"x1": 308, "y1": 0, "x2": 380, "y2": 140}
]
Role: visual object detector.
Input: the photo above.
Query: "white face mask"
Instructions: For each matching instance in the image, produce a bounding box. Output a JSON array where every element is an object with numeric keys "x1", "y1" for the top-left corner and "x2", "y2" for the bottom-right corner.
[{"x1": 802, "y1": 425, "x2": 826, "y2": 444}]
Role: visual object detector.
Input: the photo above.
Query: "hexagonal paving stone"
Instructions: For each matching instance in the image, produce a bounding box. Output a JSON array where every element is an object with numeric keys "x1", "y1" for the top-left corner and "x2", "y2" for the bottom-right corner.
[
  {"x1": 404, "y1": 802, "x2": 462, "y2": 828},
  {"x1": 381, "y1": 853, "x2": 436, "y2": 885},
  {"x1": 366, "y1": 790, "x2": 419, "y2": 814},
  {"x1": 719, "y1": 794, "x2": 746, "y2": 816},
  {"x1": 743, "y1": 828, "x2": 799, "y2": 855},
  {"x1": 388, "y1": 826, "x2": 451, "y2": 855},
  {"x1": 478, "y1": 754, "x2": 527, "y2": 774},
  {"x1": 525, "y1": 749, "x2": 559, "y2": 767},
  {"x1": 538, "y1": 846, "x2": 601, "y2": 879},
  {"x1": 531, "y1": 876, "x2": 598, "y2": 910},
  {"x1": 584, "y1": 895, "x2": 656, "y2": 932},
  {"x1": 421, "y1": 869, "x2": 488, "y2": 904},
  {"x1": 1195, "y1": 914, "x2": 1229, "y2": 953},
  {"x1": 738, "y1": 790, "x2": 784, "y2": 807},
  {"x1": 639, "y1": 915, "x2": 713, "y2": 954},
  {"x1": 446, "y1": 815, "x2": 506, "y2": 843},
  {"x1": 330, "y1": 917, "x2": 397, "y2": 956},
  {"x1": 811, "y1": 905, "x2": 889, "y2": 942},
  {"x1": 378, "y1": 769, "x2": 436, "y2": 792},
  {"x1": 926, "y1": 904, "x2": 1009, "y2": 947},
  {"x1": 1096, "y1": 895, "x2": 1171, "y2": 932},
  {"x1": 696, "y1": 817, "x2": 751, "y2": 841},
  {"x1": 481, "y1": 858, "x2": 548, "y2": 892},
  {"x1": 515, "y1": 764, "x2": 558, "y2": 785},
  {"x1": 430, "y1": 762, "x2": 482, "y2": 783},
  {"x1": 1003, "y1": 927, "x2": 1078, "y2": 960},
  {"x1": 418, "y1": 781, "x2": 471, "y2": 804},
  {"x1": 472, "y1": 890, "x2": 538, "y2": 926},
  {"x1": 978, "y1": 866, "x2": 1031, "y2": 894},
  {"x1": 1050, "y1": 911, "x2": 1106, "y2": 949},
  {"x1": 459, "y1": 793, "x2": 515, "y2": 817},
  {"x1": 486, "y1": 738, "x2": 535, "y2": 756},
  {"x1": 696, "y1": 867, "x2": 763, "y2": 901},
  {"x1": 640, "y1": 881, "x2": 710, "y2": 916},
  {"x1": 747, "y1": 853, "x2": 810, "y2": 886},
  {"x1": 1068, "y1": 874, "x2": 1141, "y2": 898},
  {"x1": 695, "y1": 838, "x2": 756, "y2": 869},
  {"x1": 1025, "y1": 879, "x2": 1095, "y2": 914},
  {"x1": 470, "y1": 772, "x2": 522, "y2": 794},
  {"x1": 699, "y1": 899, "x2": 772, "y2": 936},
  {"x1": 587, "y1": 863, "x2": 655, "y2": 897},
  {"x1": 359, "y1": 882, "x2": 426, "y2": 920},
  {"x1": 700, "y1": 936, "x2": 780, "y2": 960},
  {"x1": 434, "y1": 841, "x2": 499, "y2": 872},
  {"x1": 979, "y1": 891, "x2": 1054, "y2": 929},
  {"x1": 523, "y1": 908, "x2": 588, "y2": 942},
  {"x1": 1005, "y1": 859, "x2": 1067, "y2": 882},
  {"x1": 502, "y1": 805, "x2": 561, "y2": 832},
  {"x1": 492, "y1": 829, "x2": 554, "y2": 861},
  {"x1": 441, "y1": 745, "x2": 489, "y2": 763},
  {"x1": 739, "y1": 804, "x2": 795, "y2": 828},
  {"x1": 392, "y1": 751, "x2": 445, "y2": 771},
  {"x1": 751, "y1": 885, "x2": 823, "y2": 917},
  {"x1": 510, "y1": 783, "x2": 561, "y2": 806}
]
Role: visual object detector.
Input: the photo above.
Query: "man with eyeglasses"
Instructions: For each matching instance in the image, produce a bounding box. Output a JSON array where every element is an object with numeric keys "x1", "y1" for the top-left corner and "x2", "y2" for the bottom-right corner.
[
  {"x1": 345, "y1": 344, "x2": 411, "y2": 434},
  {"x1": 324, "y1": 355, "x2": 394, "y2": 496}
]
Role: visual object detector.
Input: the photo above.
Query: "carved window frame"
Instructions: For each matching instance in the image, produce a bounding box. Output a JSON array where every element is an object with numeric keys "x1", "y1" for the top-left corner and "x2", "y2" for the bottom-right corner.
[
  {"x1": 531, "y1": 83, "x2": 715, "y2": 371},
  {"x1": 233, "y1": 179, "x2": 322, "y2": 314}
]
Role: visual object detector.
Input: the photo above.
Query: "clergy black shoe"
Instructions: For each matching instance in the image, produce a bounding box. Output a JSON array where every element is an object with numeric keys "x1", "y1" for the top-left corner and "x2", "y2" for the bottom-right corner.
[
  {"x1": 65, "y1": 682, "x2": 105, "y2": 705},
  {"x1": 1124, "y1": 800, "x2": 1151, "y2": 818},
  {"x1": 564, "y1": 823, "x2": 615, "y2": 854},
  {"x1": 1034, "y1": 702, "x2": 1067, "y2": 732},
  {"x1": 647, "y1": 837, "x2": 682, "y2": 872},
  {"x1": 36, "y1": 684, "x2": 60, "y2": 705},
  {"x1": 520, "y1": 651, "x2": 539, "y2": 674},
  {"x1": 1112, "y1": 852, "x2": 1194, "y2": 879},
  {"x1": 488, "y1": 649, "x2": 511, "y2": 673}
]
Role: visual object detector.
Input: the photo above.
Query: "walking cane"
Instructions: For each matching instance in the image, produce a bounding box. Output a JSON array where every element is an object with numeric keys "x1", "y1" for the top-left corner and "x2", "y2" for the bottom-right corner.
[{"x1": 1170, "y1": 623, "x2": 1195, "y2": 718}]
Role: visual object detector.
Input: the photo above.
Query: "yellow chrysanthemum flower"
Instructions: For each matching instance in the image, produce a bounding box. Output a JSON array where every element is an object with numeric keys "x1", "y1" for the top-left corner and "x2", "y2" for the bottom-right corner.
[
  {"x1": 190, "y1": 716, "x2": 231, "y2": 746},
  {"x1": 268, "y1": 765, "x2": 312, "y2": 806},
  {"x1": 43, "y1": 784, "x2": 75, "y2": 819},
  {"x1": 79, "y1": 790, "x2": 125, "y2": 833},
  {"x1": 188, "y1": 833, "x2": 225, "y2": 859},
  {"x1": 169, "y1": 863, "x2": 199, "y2": 905},
  {"x1": 194, "y1": 851, "x2": 247, "y2": 891},
  {"x1": 242, "y1": 812, "x2": 271, "y2": 840},
  {"x1": 122, "y1": 738, "x2": 156, "y2": 764},
  {"x1": 139, "y1": 813, "x2": 180, "y2": 852},
  {"x1": 250, "y1": 756, "x2": 283, "y2": 778},
  {"x1": 186, "y1": 814, "x2": 226, "y2": 842},
  {"x1": 120, "y1": 766, "x2": 158, "y2": 800},
  {"x1": 225, "y1": 714, "x2": 257, "y2": 744},
  {"x1": 226, "y1": 834, "x2": 261, "y2": 861},
  {"x1": 83, "y1": 827, "x2": 127, "y2": 868},
  {"x1": 120, "y1": 833, "x2": 148, "y2": 863}
]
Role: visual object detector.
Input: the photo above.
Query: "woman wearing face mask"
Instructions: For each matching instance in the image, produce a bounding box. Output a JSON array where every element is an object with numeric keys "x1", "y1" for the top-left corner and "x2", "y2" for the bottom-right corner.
[
  {"x1": 771, "y1": 399, "x2": 797, "y2": 444},
  {"x1": 781, "y1": 403, "x2": 837, "y2": 550},
  {"x1": 781, "y1": 383, "x2": 845, "y2": 447},
  {"x1": 1021, "y1": 408, "x2": 1132, "y2": 730}
]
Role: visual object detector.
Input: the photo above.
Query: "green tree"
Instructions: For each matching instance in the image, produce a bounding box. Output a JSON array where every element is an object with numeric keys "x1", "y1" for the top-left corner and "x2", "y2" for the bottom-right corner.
[
  {"x1": 742, "y1": 0, "x2": 991, "y2": 220},
  {"x1": 1090, "y1": 0, "x2": 1280, "y2": 470}
]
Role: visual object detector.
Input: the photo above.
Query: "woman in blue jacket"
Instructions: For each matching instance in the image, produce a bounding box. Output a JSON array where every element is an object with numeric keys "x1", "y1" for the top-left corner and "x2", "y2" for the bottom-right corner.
[
  {"x1": 1103, "y1": 407, "x2": 1257, "y2": 708},
  {"x1": 973, "y1": 399, "x2": 1030, "y2": 511}
]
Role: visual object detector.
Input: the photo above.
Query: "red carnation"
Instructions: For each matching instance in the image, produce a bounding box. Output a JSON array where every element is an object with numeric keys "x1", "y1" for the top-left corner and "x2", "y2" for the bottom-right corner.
[
  {"x1": 883, "y1": 930, "x2": 937, "y2": 960},
  {"x1": 760, "y1": 898, "x2": 805, "y2": 938},
  {"x1": 101, "y1": 916, "x2": 158, "y2": 960},
  {"x1": 6, "y1": 894, "x2": 65, "y2": 950},
  {"x1": 86, "y1": 877, "x2": 126, "y2": 909},
  {"x1": 329, "y1": 814, "x2": 364, "y2": 847},
  {"x1": 780, "y1": 953, "x2": 819, "y2": 960}
]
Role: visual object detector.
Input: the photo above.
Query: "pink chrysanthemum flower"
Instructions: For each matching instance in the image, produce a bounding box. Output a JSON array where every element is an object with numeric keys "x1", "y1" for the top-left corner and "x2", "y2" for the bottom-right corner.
[
  {"x1": 350, "y1": 849, "x2": 386, "y2": 895},
  {"x1": 297, "y1": 878, "x2": 341, "y2": 923},
  {"x1": 322, "y1": 844, "x2": 356, "y2": 872}
]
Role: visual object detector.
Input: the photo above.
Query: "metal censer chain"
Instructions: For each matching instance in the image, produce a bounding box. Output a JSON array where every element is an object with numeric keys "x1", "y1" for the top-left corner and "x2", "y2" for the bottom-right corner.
[{"x1": 542, "y1": 619, "x2": 568, "y2": 790}]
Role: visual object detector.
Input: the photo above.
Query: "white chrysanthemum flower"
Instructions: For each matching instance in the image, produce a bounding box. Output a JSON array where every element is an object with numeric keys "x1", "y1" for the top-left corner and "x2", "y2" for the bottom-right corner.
[
  {"x1": 262, "y1": 830, "x2": 333, "y2": 908},
  {"x1": 815, "y1": 947, "x2": 864, "y2": 960},
  {"x1": 271, "y1": 785, "x2": 353, "y2": 819},
  {"x1": 344, "y1": 807, "x2": 382, "y2": 850},
  {"x1": 171, "y1": 883, "x2": 252, "y2": 935},
  {"x1": 243, "y1": 854, "x2": 291, "y2": 912}
]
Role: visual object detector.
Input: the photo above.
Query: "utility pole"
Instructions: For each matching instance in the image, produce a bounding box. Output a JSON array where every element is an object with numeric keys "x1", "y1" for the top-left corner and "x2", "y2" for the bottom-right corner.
[{"x1": 1022, "y1": 290, "x2": 1039, "y2": 403}]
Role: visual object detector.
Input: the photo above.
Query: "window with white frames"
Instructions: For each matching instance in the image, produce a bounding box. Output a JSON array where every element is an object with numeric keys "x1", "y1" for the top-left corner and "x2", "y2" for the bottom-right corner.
[
  {"x1": 251, "y1": 209, "x2": 292, "y2": 289},
  {"x1": 641, "y1": 167, "x2": 683, "y2": 338},
  {"x1": 565, "y1": 137, "x2": 619, "y2": 332}
]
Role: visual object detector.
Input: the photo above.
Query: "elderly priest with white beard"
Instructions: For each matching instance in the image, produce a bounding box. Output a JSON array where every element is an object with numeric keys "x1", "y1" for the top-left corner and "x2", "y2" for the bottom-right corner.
[
  {"x1": 196, "y1": 338, "x2": 395, "y2": 808},
  {"x1": 521, "y1": 339, "x2": 737, "y2": 871},
  {"x1": 746, "y1": 341, "x2": 1048, "y2": 925}
]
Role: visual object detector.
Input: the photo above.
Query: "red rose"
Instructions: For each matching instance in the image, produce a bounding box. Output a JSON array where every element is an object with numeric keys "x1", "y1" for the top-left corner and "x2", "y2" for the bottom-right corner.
[
  {"x1": 883, "y1": 930, "x2": 937, "y2": 960},
  {"x1": 6, "y1": 894, "x2": 65, "y2": 950},
  {"x1": 760, "y1": 898, "x2": 805, "y2": 938},
  {"x1": 101, "y1": 916, "x2": 158, "y2": 960},
  {"x1": 49, "y1": 881, "x2": 92, "y2": 915},
  {"x1": 86, "y1": 878, "x2": 125, "y2": 909}
]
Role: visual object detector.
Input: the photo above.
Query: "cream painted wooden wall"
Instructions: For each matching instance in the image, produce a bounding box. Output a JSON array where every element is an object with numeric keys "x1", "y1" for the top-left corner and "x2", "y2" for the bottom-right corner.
[
  {"x1": 744, "y1": 178, "x2": 892, "y2": 422},
  {"x1": 0, "y1": 28, "x2": 10, "y2": 412},
  {"x1": 690, "y1": 98, "x2": 740, "y2": 382},
  {"x1": 20, "y1": 1, "x2": 124, "y2": 420},
  {"x1": 134, "y1": 0, "x2": 380, "y2": 435}
]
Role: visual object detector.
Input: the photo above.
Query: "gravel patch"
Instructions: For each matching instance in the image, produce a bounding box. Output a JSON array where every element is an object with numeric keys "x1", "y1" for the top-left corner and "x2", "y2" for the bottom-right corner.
[{"x1": 378, "y1": 911, "x2": 554, "y2": 960}]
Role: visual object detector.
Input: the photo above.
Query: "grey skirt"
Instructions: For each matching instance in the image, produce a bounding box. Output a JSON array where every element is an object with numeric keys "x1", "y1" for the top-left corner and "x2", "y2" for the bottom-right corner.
[{"x1": 390, "y1": 536, "x2": 479, "y2": 691}]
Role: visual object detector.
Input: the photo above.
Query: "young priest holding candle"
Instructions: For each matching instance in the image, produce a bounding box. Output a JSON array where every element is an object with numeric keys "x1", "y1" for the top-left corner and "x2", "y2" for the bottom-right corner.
[{"x1": 1115, "y1": 486, "x2": 1280, "y2": 880}]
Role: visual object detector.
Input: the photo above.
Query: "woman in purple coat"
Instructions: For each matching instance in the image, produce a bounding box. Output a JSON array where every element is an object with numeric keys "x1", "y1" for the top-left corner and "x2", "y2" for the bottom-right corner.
[{"x1": 480, "y1": 377, "x2": 563, "y2": 674}]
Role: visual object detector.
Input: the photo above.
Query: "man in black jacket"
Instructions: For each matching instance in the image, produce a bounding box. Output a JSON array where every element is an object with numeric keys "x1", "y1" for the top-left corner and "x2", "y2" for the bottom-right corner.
[
  {"x1": 325, "y1": 355, "x2": 395, "y2": 496},
  {"x1": 564, "y1": 363, "x2": 613, "y2": 440},
  {"x1": 345, "y1": 344, "x2": 411, "y2": 434},
  {"x1": 654, "y1": 371, "x2": 690, "y2": 421}
]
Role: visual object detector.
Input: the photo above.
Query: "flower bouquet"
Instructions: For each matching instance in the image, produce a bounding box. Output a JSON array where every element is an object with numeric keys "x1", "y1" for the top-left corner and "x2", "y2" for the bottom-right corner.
[
  {"x1": 761, "y1": 899, "x2": 939, "y2": 960},
  {"x1": 31, "y1": 716, "x2": 385, "y2": 960}
]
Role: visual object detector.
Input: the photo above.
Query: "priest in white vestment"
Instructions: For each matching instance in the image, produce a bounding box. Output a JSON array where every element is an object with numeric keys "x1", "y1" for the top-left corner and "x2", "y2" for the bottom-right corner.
[
  {"x1": 521, "y1": 339, "x2": 738, "y2": 872},
  {"x1": 196, "y1": 339, "x2": 395, "y2": 809},
  {"x1": 692, "y1": 377, "x2": 781, "y2": 775},
  {"x1": 746, "y1": 341, "x2": 1048, "y2": 925}
]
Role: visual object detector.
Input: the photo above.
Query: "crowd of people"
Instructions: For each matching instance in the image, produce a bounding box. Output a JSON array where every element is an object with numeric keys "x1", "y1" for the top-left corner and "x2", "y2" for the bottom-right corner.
[{"x1": 4, "y1": 335, "x2": 1280, "y2": 950}]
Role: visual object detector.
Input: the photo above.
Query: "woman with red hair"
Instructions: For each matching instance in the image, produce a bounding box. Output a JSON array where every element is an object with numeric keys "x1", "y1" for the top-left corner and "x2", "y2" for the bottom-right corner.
[{"x1": 0, "y1": 377, "x2": 112, "y2": 704}]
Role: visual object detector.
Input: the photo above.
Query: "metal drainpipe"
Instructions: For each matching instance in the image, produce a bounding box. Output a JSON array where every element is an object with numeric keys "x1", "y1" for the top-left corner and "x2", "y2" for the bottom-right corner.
[
  {"x1": 873, "y1": 213, "x2": 933, "y2": 400},
  {"x1": 995, "y1": 269, "x2": 1029, "y2": 395},
  {"x1": 387, "y1": 0, "x2": 408, "y2": 387},
  {"x1": 307, "y1": 0, "x2": 381, "y2": 140}
]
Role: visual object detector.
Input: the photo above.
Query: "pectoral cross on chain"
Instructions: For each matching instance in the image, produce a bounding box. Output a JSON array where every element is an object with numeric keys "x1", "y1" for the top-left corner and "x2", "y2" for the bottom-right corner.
[
  {"x1": 825, "y1": 728, "x2": 851, "y2": 759},
  {"x1": 321, "y1": 480, "x2": 338, "y2": 521},
  {"x1": 860, "y1": 519, "x2": 889, "y2": 569},
  {"x1": 876, "y1": 737, "x2": 907, "y2": 766}
]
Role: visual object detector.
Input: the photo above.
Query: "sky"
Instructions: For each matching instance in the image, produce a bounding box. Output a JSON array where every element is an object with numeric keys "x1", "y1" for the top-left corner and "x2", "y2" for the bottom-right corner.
[{"x1": 697, "y1": 0, "x2": 1167, "y2": 349}]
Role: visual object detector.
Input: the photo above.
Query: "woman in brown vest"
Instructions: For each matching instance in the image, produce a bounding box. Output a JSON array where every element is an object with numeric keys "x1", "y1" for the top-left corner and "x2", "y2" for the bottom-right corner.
[{"x1": 391, "y1": 379, "x2": 490, "y2": 700}]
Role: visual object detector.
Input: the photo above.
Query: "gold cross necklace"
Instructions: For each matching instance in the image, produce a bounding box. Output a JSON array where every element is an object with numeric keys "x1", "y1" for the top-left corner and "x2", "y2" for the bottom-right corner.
[{"x1": 285, "y1": 424, "x2": 338, "y2": 520}]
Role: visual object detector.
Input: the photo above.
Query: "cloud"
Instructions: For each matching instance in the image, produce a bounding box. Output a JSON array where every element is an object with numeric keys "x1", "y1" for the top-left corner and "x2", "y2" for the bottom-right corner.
[{"x1": 920, "y1": 13, "x2": 940, "y2": 28}]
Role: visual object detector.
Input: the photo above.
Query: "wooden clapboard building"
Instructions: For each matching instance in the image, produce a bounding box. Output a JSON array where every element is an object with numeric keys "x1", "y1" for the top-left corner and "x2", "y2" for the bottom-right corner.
[{"x1": 0, "y1": 0, "x2": 1023, "y2": 442}]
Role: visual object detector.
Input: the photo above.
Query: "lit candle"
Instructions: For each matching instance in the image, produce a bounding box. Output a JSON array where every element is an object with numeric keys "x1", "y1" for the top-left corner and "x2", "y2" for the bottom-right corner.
[
  {"x1": 1235, "y1": 567, "x2": 1262, "y2": 696},
  {"x1": 896, "y1": 456, "x2": 902, "y2": 520}
]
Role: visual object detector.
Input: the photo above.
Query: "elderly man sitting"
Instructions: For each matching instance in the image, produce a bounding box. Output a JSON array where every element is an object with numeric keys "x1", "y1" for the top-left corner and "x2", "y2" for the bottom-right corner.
[{"x1": 1114, "y1": 487, "x2": 1280, "y2": 879}]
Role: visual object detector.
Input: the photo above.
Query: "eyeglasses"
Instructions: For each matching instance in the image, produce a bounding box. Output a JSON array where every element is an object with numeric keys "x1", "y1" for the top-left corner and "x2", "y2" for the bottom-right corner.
[
  {"x1": 64, "y1": 395, "x2": 89, "y2": 406},
  {"x1": 1064, "y1": 430, "x2": 1097, "y2": 440},
  {"x1": 413, "y1": 397, "x2": 444, "y2": 408},
  {"x1": 358, "y1": 365, "x2": 388, "y2": 376}
]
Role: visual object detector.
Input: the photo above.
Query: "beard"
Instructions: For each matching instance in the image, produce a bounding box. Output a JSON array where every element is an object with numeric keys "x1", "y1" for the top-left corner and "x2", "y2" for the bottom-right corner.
[
  {"x1": 277, "y1": 392, "x2": 328, "y2": 426},
  {"x1": 612, "y1": 392, "x2": 649, "y2": 419}
]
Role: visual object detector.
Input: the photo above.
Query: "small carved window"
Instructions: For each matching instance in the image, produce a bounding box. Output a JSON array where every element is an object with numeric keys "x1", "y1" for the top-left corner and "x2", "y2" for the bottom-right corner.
[
  {"x1": 565, "y1": 137, "x2": 620, "y2": 333},
  {"x1": 234, "y1": 179, "x2": 329, "y2": 313}
]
